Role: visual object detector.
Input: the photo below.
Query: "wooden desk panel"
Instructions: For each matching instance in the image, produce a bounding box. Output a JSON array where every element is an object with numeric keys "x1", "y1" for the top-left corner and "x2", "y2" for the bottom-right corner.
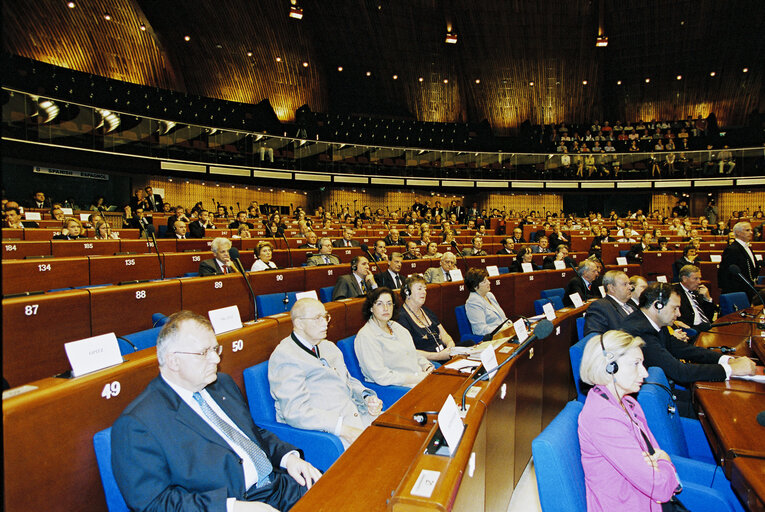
[
  {"x1": 437, "y1": 281, "x2": 472, "y2": 341},
  {"x1": 731, "y1": 458, "x2": 765, "y2": 512},
  {"x1": 180, "y1": 274, "x2": 257, "y2": 321},
  {"x1": 51, "y1": 239, "x2": 120, "y2": 257},
  {"x1": 89, "y1": 253, "x2": 162, "y2": 285},
  {"x1": 89, "y1": 279, "x2": 182, "y2": 336},
  {"x1": 290, "y1": 426, "x2": 430, "y2": 512},
  {"x1": 247, "y1": 267, "x2": 306, "y2": 295},
  {"x1": 303, "y1": 264, "x2": 352, "y2": 290},
  {"x1": 1, "y1": 240, "x2": 51, "y2": 259},
  {"x1": 2, "y1": 256, "x2": 90, "y2": 294},
  {"x1": 215, "y1": 319, "x2": 283, "y2": 392},
  {"x1": 119, "y1": 238, "x2": 177, "y2": 254},
  {"x1": 2, "y1": 290, "x2": 92, "y2": 387}
]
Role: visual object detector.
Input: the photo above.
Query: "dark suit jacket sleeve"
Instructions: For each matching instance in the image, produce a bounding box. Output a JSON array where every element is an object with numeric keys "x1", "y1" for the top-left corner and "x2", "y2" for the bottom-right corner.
[
  {"x1": 375, "y1": 272, "x2": 394, "y2": 289},
  {"x1": 189, "y1": 222, "x2": 204, "y2": 239},
  {"x1": 332, "y1": 275, "x2": 359, "y2": 300},
  {"x1": 199, "y1": 259, "x2": 221, "y2": 276},
  {"x1": 563, "y1": 278, "x2": 587, "y2": 306},
  {"x1": 583, "y1": 300, "x2": 619, "y2": 336}
]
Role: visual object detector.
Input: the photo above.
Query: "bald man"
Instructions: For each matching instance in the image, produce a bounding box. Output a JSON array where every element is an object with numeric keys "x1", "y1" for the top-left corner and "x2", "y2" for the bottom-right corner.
[
  {"x1": 423, "y1": 252, "x2": 458, "y2": 283},
  {"x1": 268, "y1": 299, "x2": 382, "y2": 448}
]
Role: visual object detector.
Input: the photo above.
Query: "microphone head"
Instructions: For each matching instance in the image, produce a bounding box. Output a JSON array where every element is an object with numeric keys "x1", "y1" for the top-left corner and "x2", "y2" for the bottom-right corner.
[
  {"x1": 450, "y1": 240, "x2": 458, "y2": 249},
  {"x1": 757, "y1": 410, "x2": 765, "y2": 427},
  {"x1": 229, "y1": 247, "x2": 241, "y2": 260},
  {"x1": 533, "y1": 319, "x2": 555, "y2": 339},
  {"x1": 360, "y1": 243, "x2": 369, "y2": 252},
  {"x1": 729, "y1": 264, "x2": 742, "y2": 275},
  {"x1": 144, "y1": 224, "x2": 156, "y2": 235}
]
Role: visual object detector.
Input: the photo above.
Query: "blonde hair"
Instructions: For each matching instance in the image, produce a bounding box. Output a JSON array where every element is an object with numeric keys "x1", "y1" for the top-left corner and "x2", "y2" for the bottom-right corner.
[{"x1": 579, "y1": 330, "x2": 644, "y2": 386}]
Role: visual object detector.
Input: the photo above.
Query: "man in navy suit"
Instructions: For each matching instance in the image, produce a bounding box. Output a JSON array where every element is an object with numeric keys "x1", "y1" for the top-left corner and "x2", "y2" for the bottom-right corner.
[
  {"x1": 112, "y1": 311, "x2": 320, "y2": 512},
  {"x1": 719, "y1": 222, "x2": 762, "y2": 301}
]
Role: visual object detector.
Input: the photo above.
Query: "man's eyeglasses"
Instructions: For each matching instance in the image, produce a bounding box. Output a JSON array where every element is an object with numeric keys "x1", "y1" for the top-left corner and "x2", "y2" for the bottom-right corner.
[
  {"x1": 297, "y1": 313, "x2": 331, "y2": 323},
  {"x1": 174, "y1": 345, "x2": 223, "y2": 358}
]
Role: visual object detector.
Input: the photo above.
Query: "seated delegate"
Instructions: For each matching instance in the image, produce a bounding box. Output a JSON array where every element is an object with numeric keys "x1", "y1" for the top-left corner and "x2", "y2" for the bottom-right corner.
[
  {"x1": 355, "y1": 287, "x2": 434, "y2": 388},
  {"x1": 251, "y1": 241, "x2": 278, "y2": 271},
  {"x1": 464, "y1": 267, "x2": 508, "y2": 337},
  {"x1": 396, "y1": 275, "x2": 457, "y2": 362},
  {"x1": 578, "y1": 330, "x2": 682, "y2": 511}
]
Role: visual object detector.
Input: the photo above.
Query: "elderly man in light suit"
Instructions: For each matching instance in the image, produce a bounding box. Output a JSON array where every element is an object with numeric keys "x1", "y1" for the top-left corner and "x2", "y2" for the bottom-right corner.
[
  {"x1": 423, "y1": 252, "x2": 458, "y2": 283},
  {"x1": 306, "y1": 238, "x2": 341, "y2": 266},
  {"x1": 268, "y1": 298, "x2": 383, "y2": 448}
]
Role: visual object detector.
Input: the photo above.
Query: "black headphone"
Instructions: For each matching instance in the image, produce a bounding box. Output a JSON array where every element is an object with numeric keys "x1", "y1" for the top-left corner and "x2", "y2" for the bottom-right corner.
[
  {"x1": 401, "y1": 280, "x2": 412, "y2": 298},
  {"x1": 641, "y1": 381, "x2": 678, "y2": 415},
  {"x1": 350, "y1": 256, "x2": 359, "y2": 272},
  {"x1": 599, "y1": 334, "x2": 619, "y2": 375},
  {"x1": 654, "y1": 284, "x2": 665, "y2": 310}
]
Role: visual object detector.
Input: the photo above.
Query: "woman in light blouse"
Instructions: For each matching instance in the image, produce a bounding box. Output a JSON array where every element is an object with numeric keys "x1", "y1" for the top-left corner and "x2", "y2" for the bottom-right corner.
[
  {"x1": 250, "y1": 241, "x2": 278, "y2": 271},
  {"x1": 464, "y1": 267, "x2": 508, "y2": 337},
  {"x1": 396, "y1": 275, "x2": 456, "y2": 362},
  {"x1": 422, "y1": 241, "x2": 443, "y2": 259},
  {"x1": 355, "y1": 287, "x2": 433, "y2": 388}
]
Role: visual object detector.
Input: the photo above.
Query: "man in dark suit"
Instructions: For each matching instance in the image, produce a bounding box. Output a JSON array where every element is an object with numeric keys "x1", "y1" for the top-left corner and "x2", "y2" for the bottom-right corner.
[
  {"x1": 332, "y1": 256, "x2": 377, "y2": 300},
  {"x1": 542, "y1": 244, "x2": 575, "y2": 269},
  {"x1": 583, "y1": 270, "x2": 637, "y2": 336},
  {"x1": 375, "y1": 252, "x2": 404, "y2": 290},
  {"x1": 675, "y1": 264, "x2": 716, "y2": 333},
  {"x1": 333, "y1": 227, "x2": 359, "y2": 248},
  {"x1": 143, "y1": 186, "x2": 164, "y2": 212},
  {"x1": 26, "y1": 191, "x2": 50, "y2": 209},
  {"x1": 383, "y1": 228, "x2": 403, "y2": 247},
  {"x1": 228, "y1": 211, "x2": 255, "y2": 230},
  {"x1": 718, "y1": 222, "x2": 761, "y2": 301},
  {"x1": 199, "y1": 237, "x2": 234, "y2": 276},
  {"x1": 126, "y1": 207, "x2": 153, "y2": 234},
  {"x1": 563, "y1": 259, "x2": 599, "y2": 306},
  {"x1": 510, "y1": 227, "x2": 526, "y2": 244},
  {"x1": 496, "y1": 238, "x2": 515, "y2": 255},
  {"x1": 461, "y1": 236, "x2": 487, "y2": 257},
  {"x1": 672, "y1": 245, "x2": 698, "y2": 283},
  {"x1": 298, "y1": 230, "x2": 319, "y2": 250},
  {"x1": 448, "y1": 200, "x2": 465, "y2": 223},
  {"x1": 189, "y1": 210, "x2": 216, "y2": 239},
  {"x1": 622, "y1": 283, "x2": 754, "y2": 399},
  {"x1": 166, "y1": 206, "x2": 190, "y2": 237},
  {"x1": 112, "y1": 311, "x2": 320, "y2": 512}
]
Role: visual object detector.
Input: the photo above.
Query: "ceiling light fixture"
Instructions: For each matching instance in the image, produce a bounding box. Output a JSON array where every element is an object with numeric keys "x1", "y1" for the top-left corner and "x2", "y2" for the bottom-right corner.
[
  {"x1": 302, "y1": 61, "x2": 309, "y2": 67},
  {"x1": 337, "y1": 66, "x2": 343, "y2": 72},
  {"x1": 276, "y1": 57, "x2": 282, "y2": 62},
  {"x1": 676, "y1": 75, "x2": 682, "y2": 80},
  {"x1": 582, "y1": 80, "x2": 588, "y2": 85},
  {"x1": 529, "y1": 81, "x2": 534, "y2": 86},
  {"x1": 289, "y1": 0, "x2": 304, "y2": 20},
  {"x1": 475, "y1": 79, "x2": 480, "y2": 84},
  {"x1": 392, "y1": 74, "x2": 398, "y2": 80},
  {"x1": 445, "y1": 32, "x2": 458, "y2": 44},
  {"x1": 246, "y1": 51, "x2": 253, "y2": 57},
  {"x1": 743, "y1": 67, "x2": 749, "y2": 73},
  {"x1": 139, "y1": 23, "x2": 146, "y2": 31},
  {"x1": 443, "y1": 79, "x2": 449, "y2": 84},
  {"x1": 184, "y1": 35, "x2": 191, "y2": 42},
  {"x1": 644, "y1": 78, "x2": 650, "y2": 83},
  {"x1": 103, "y1": 13, "x2": 111, "y2": 20},
  {"x1": 595, "y1": 36, "x2": 608, "y2": 47},
  {"x1": 67, "y1": 1, "x2": 75, "y2": 8},
  {"x1": 366, "y1": 71, "x2": 372, "y2": 77},
  {"x1": 418, "y1": 77, "x2": 423, "y2": 82},
  {"x1": 617, "y1": 80, "x2": 622, "y2": 85},
  {"x1": 709, "y1": 71, "x2": 716, "y2": 77}
]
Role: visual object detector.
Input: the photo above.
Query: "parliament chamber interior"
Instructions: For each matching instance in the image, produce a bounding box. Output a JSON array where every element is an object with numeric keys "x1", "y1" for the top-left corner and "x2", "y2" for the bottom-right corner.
[{"x1": 3, "y1": 1, "x2": 765, "y2": 511}]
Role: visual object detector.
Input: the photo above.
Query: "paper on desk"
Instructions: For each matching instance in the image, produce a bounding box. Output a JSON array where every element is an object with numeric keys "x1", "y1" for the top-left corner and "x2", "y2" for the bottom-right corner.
[
  {"x1": 443, "y1": 359, "x2": 482, "y2": 371},
  {"x1": 438, "y1": 395, "x2": 465, "y2": 456},
  {"x1": 732, "y1": 374, "x2": 765, "y2": 383}
]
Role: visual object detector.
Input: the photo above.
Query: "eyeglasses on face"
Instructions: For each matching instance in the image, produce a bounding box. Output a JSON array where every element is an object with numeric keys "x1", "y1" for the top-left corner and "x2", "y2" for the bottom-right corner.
[
  {"x1": 174, "y1": 344, "x2": 223, "y2": 358},
  {"x1": 297, "y1": 313, "x2": 331, "y2": 323}
]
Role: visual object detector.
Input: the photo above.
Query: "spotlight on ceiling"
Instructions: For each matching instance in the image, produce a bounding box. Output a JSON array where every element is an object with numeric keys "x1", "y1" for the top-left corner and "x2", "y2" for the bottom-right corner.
[
  {"x1": 289, "y1": 4, "x2": 303, "y2": 19},
  {"x1": 445, "y1": 32, "x2": 458, "y2": 44},
  {"x1": 595, "y1": 36, "x2": 608, "y2": 47}
]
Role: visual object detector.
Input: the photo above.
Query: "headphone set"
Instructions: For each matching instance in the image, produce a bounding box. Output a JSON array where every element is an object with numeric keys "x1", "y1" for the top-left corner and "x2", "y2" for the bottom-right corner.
[
  {"x1": 350, "y1": 256, "x2": 359, "y2": 272},
  {"x1": 401, "y1": 280, "x2": 412, "y2": 298},
  {"x1": 654, "y1": 284, "x2": 665, "y2": 310},
  {"x1": 599, "y1": 335, "x2": 619, "y2": 375},
  {"x1": 412, "y1": 411, "x2": 439, "y2": 426}
]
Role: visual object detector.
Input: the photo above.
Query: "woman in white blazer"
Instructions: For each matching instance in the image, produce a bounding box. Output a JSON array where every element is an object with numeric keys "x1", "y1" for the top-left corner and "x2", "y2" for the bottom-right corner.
[{"x1": 464, "y1": 267, "x2": 508, "y2": 336}]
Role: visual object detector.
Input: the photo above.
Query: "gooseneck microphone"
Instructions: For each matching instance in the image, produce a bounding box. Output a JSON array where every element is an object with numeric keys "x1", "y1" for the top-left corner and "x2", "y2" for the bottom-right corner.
[
  {"x1": 728, "y1": 264, "x2": 765, "y2": 310},
  {"x1": 228, "y1": 247, "x2": 258, "y2": 321},
  {"x1": 482, "y1": 317, "x2": 513, "y2": 342},
  {"x1": 360, "y1": 243, "x2": 376, "y2": 262},
  {"x1": 461, "y1": 319, "x2": 555, "y2": 411},
  {"x1": 280, "y1": 231, "x2": 293, "y2": 269},
  {"x1": 144, "y1": 224, "x2": 165, "y2": 281},
  {"x1": 451, "y1": 240, "x2": 471, "y2": 273},
  {"x1": 757, "y1": 410, "x2": 765, "y2": 427}
]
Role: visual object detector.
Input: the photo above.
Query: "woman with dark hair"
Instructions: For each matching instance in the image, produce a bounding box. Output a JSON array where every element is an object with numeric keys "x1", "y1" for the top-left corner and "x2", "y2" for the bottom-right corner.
[
  {"x1": 264, "y1": 213, "x2": 284, "y2": 238},
  {"x1": 397, "y1": 275, "x2": 457, "y2": 361},
  {"x1": 355, "y1": 287, "x2": 433, "y2": 388},
  {"x1": 353, "y1": 217, "x2": 364, "y2": 229},
  {"x1": 464, "y1": 268, "x2": 508, "y2": 337},
  {"x1": 509, "y1": 247, "x2": 540, "y2": 273},
  {"x1": 94, "y1": 221, "x2": 119, "y2": 240},
  {"x1": 250, "y1": 241, "x2": 278, "y2": 271},
  {"x1": 90, "y1": 196, "x2": 108, "y2": 213}
]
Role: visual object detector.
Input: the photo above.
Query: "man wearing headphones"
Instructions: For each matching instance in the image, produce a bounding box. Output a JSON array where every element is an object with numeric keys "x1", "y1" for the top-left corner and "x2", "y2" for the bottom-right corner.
[
  {"x1": 306, "y1": 238, "x2": 340, "y2": 266},
  {"x1": 621, "y1": 282, "x2": 755, "y2": 413},
  {"x1": 332, "y1": 256, "x2": 378, "y2": 300}
]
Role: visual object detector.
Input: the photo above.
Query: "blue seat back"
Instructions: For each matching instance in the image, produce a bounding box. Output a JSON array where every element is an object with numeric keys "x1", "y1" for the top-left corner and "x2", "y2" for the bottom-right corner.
[
  {"x1": 119, "y1": 326, "x2": 162, "y2": 355},
  {"x1": 541, "y1": 288, "x2": 565, "y2": 301},
  {"x1": 93, "y1": 427, "x2": 129, "y2": 512},
  {"x1": 534, "y1": 298, "x2": 551, "y2": 316},
  {"x1": 619, "y1": 250, "x2": 629, "y2": 258},
  {"x1": 637, "y1": 367, "x2": 689, "y2": 458},
  {"x1": 336, "y1": 336, "x2": 409, "y2": 409},
  {"x1": 152, "y1": 313, "x2": 170, "y2": 327},
  {"x1": 256, "y1": 291, "x2": 298, "y2": 317},
  {"x1": 569, "y1": 333, "x2": 598, "y2": 402},
  {"x1": 498, "y1": 266, "x2": 509, "y2": 275},
  {"x1": 454, "y1": 305, "x2": 483, "y2": 344},
  {"x1": 719, "y1": 292, "x2": 749, "y2": 317},
  {"x1": 319, "y1": 286, "x2": 334, "y2": 303},
  {"x1": 242, "y1": 362, "x2": 279, "y2": 424},
  {"x1": 532, "y1": 401, "x2": 587, "y2": 512},
  {"x1": 576, "y1": 316, "x2": 585, "y2": 340},
  {"x1": 549, "y1": 295, "x2": 564, "y2": 310}
]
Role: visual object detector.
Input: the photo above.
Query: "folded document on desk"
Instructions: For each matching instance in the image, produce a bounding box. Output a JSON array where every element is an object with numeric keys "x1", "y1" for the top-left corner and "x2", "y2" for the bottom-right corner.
[
  {"x1": 732, "y1": 374, "x2": 765, "y2": 383},
  {"x1": 443, "y1": 359, "x2": 482, "y2": 372}
]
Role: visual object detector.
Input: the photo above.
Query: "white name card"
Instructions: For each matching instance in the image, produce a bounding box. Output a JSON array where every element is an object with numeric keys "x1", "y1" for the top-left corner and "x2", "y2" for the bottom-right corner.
[
  {"x1": 79, "y1": 213, "x2": 91, "y2": 221},
  {"x1": 513, "y1": 318, "x2": 529, "y2": 342},
  {"x1": 757, "y1": 254, "x2": 763, "y2": 262},
  {"x1": 569, "y1": 293, "x2": 584, "y2": 308},
  {"x1": 486, "y1": 265, "x2": 500, "y2": 277},
  {"x1": 709, "y1": 254, "x2": 722, "y2": 263},
  {"x1": 598, "y1": 285, "x2": 606, "y2": 297},
  {"x1": 656, "y1": 275, "x2": 668, "y2": 283},
  {"x1": 449, "y1": 269, "x2": 464, "y2": 281},
  {"x1": 616, "y1": 257, "x2": 628, "y2": 265},
  {"x1": 437, "y1": 395, "x2": 465, "y2": 456},
  {"x1": 24, "y1": 212, "x2": 41, "y2": 220},
  {"x1": 295, "y1": 290, "x2": 319, "y2": 301},
  {"x1": 61, "y1": 207, "x2": 73, "y2": 215},
  {"x1": 521, "y1": 262, "x2": 534, "y2": 273},
  {"x1": 65, "y1": 333, "x2": 123, "y2": 378},
  {"x1": 208, "y1": 305, "x2": 243, "y2": 334},
  {"x1": 553, "y1": 260, "x2": 566, "y2": 270},
  {"x1": 542, "y1": 302, "x2": 557, "y2": 321},
  {"x1": 479, "y1": 346, "x2": 499, "y2": 381},
  {"x1": 410, "y1": 470, "x2": 441, "y2": 498}
]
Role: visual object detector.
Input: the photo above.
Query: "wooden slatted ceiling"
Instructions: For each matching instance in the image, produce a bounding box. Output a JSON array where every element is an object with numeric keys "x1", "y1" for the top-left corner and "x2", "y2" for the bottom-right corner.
[{"x1": 3, "y1": 0, "x2": 762, "y2": 133}]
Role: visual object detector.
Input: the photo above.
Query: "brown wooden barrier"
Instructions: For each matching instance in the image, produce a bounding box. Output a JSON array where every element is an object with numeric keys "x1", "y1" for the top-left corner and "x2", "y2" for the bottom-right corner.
[
  {"x1": 2, "y1": 289, "x2": 92, "y2": 387},
  {"x1": 89, "y1": 280, "x2": 183, "y2": 336},
  {"x1": 89, "y1": 253, "x2": 162, "y2": 285},
  {"x1": 1, "y1": 240, "x2": 52, "y2": 259},
  {"x1": 51, "y1": 239, "x2": 121, "y2": 257},
  {"x1": 2, "y1": 256, "x2": 90, "y2": 295},
  {"x1": 180, "y1": 274, "x2": 257, "y2": 321}
]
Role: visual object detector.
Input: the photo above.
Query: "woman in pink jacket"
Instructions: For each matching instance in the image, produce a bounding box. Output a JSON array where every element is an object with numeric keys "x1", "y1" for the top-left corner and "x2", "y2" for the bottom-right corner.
[{"x1": 578, "y1": 331, "x2": 682, "y2": 511}]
